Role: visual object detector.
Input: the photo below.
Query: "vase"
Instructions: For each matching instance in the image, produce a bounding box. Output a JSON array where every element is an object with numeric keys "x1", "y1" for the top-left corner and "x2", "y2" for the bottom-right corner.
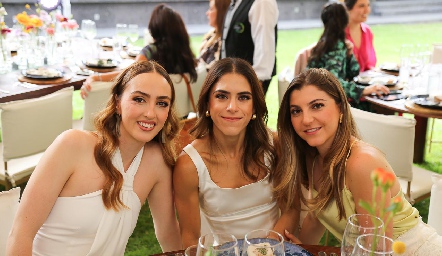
[
  {"x1": 352, "y1": 234, "x2": 394, "y2": 256},
  {"x1": 0, "y1": 38, "x2": 12, "y2": 74}
]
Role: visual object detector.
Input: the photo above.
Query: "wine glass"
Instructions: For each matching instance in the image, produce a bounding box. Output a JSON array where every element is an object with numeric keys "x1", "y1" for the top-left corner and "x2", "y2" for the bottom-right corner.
[
  {"x1": 81, "y1": 19, "x2": 97, "y2": 40},
  {"x1": 127, "y1": 24, "x2": 139, "y2": 45},
  {"x1": 115, "y1": 23, "x2": 128, "y2": 46},
  {"x1": 341, "y1": 214, "x2": 384, "y2": 256},
  {"x1": 197, "y1": 233, "x2": 239, "y2": 256},
  {"x1": 242, "y1": 229, "x2": 285, "y2": 256},
  {"x1": 352, "y1": 234, "x2": 394, "y2": 256}
]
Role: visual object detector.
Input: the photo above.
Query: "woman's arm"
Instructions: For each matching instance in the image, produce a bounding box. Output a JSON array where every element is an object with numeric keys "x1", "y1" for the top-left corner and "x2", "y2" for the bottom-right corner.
[
  {"x1": 298, "y1": 212, "x2": 326, "y2": 245},
  {"x1": 80, "y1": 71, "x2": 120, "y2": 99},
  {"x1": 173, "y1": 152, "x2": 201, "y2": 248},
  {"x1": 6, "y1": 130, "x2": 84, "y2": 255},
  {"x1": 147, "y1": 155, "x2": 182, "y2": 251}
]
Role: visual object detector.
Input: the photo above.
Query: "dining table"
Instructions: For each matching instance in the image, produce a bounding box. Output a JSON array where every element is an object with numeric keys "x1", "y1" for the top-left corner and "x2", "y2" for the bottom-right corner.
[
  {"x1": 0, "y1": 37, "x2": 135, "y2": 104},
  {"x1": 362, "y1": 66, "x2": 442, "y2": 163},
  {"x1": 150, "y1": 244, "x2": 341, "y2": 256}
]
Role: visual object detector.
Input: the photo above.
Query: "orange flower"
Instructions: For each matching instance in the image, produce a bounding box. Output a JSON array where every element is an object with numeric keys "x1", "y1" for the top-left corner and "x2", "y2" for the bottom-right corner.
[
  {"x1": 371, "y1": 168, "x2": 395, "y2": 190},
  {"x1": 29, "y1": 16, "x2": 43, "y2": 27},
  {"x1": 16, "y1": 12, "x2": 31, "y2": 26},
  {"x1": 393, "y1": 240, "x2": 406, "y2": 254}
]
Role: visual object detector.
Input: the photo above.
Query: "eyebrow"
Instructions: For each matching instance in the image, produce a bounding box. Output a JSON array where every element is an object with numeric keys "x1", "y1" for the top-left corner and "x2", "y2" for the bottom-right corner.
[
  {"x1": 212, "y1": 89, "x2": 252, "y2": 95},
  {"x1": 131, "y1": 91, "x2": 171, "y2": 101},
  {"x1": 290, "y1": 98, "x2": 326, "y2": 108}
]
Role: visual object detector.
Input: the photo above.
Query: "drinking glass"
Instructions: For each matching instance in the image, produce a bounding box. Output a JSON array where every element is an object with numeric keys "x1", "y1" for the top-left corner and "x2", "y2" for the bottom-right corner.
[
  {"x1": 127, "y1": 24, "x2": 139, "y2": 44},
  {"x1": 81, "y1": 19, "x2": 97, "y2": 41},
  {"x1": 115, "y1": 23, "x2": 128, "y2": 45},
  {"x1": 352, "y1": 234, "x2": 394, "y2": 256},
  {"x1": 185, "y1": 245, "x2": 198, "y2": 256},
  {"x1": 197, "y1": 233, "x2": 239, "y2": 256},
  {"x1": 242, "y1": 229, "x2": 285, "y2": 256},
  {"x1": 341, "y1": 214, "x2": 384, "y2": 256}
]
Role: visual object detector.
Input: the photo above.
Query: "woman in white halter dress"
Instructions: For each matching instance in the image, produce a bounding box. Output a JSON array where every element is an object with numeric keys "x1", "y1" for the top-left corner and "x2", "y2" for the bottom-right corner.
[
  {"x1": 174, "y1": 58, "x2": 297, "y2": 248},
  {"x1": 7, "y1": 61, "x2": 182, "y2": 254}
]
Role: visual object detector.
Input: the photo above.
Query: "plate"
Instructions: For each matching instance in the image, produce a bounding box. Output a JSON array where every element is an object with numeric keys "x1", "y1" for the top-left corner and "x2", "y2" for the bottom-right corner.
[
  {"x1": 413, "y1": 98, "x2": 442, "y2": 110},
  {"x1": 226, "y1": 239, "x2": 313, "y2": 256},
  {"x1": 380, "y1": 62, "x2": 400, "y2": 72},
  {"x1": 127, "y1": 48, "x2": 141, "y2": 57},
  {"x1": 84, "y1": 58, "x2": 119, "y2": 68},
  {"x1": 99, "y1": 38, "x2": 128, "y2": 48},
  {"x1": 369, "y1": 76, "x2": 398, "y2": 86},
  {"x1": 354, "y1": 75, "x2": 372, "y2": 85},
  {"x1": 23, "y1": 67, "x2": 64, "y2": 79}
]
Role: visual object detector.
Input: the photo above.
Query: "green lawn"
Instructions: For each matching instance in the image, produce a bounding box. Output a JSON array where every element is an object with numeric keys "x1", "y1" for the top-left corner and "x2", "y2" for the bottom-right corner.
[{"x1": 3, "y1": 22, "x2": 442, "y2": 255}]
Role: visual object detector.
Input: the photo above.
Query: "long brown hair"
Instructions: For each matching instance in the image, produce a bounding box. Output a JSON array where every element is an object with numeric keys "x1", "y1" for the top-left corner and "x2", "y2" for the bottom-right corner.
[
  {"x1": 310, "y1": 2, "x2": 349, "y2": 63},
  {"x1": 148, "y1": 4, "x2": 197, "y2": 82},
  {"x1": 274, "y1": 68, "x2": 359, "y2": 220},
  {"x1": 214, "y1": 0, "x2": 231, "y2": 38},
  {"x1": 93, "y1": 61, "x2": 180, "y2": 211},
  {"x1": 191, "y1": 58, "x2": 276, "y2": 181}
]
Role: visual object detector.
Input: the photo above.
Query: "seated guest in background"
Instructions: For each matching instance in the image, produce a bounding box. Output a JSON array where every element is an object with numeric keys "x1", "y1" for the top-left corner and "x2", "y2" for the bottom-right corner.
[
  {"x1": 307, "y1": 2, "x2": 388, "y2": 110},
  {"x1": 173, "y1": 58, "x2": 297, "y2": 248},
  {"x1": 7, "y1": 61, "x2": 182, "y2": 254},
  {"x1": 198, "y1": 0, "x2": 231, "y2": 70},
  {"x1": 81, "y1": 3, "x2": 197, "y2": 99},
  {"x1": 276, "y1": 68, "x2": 442, "y2": 254},
  {"x1": 345, "y1": 0, "x2": 376, "y2": 71}
]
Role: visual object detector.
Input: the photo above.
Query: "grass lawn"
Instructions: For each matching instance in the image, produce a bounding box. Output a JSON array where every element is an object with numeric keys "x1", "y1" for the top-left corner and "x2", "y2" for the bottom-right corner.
[{"x1": 2, "y1": 22, "x2": 441, "y2": 255}]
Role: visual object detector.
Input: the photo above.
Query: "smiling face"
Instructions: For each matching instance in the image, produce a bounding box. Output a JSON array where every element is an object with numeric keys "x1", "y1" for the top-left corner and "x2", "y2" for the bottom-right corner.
[
  {"x1": 117, "y1": 72, "x2": 171, "y2": 147},
  {"x1": 208, "y1": 73, "x2": 254, "y2": 137},
  {"x1": 289, "y1": 84, "x2": 341, "y2": 155},
  {"x1": 206, "y1": 0, "x2": 217, "y2": 28},
  {"x1": 348, "y1": 0, "x2": 371, "y2": 24}
]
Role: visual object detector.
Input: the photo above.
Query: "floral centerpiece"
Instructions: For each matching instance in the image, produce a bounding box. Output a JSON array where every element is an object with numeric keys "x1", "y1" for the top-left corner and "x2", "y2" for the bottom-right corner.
[{"x1": 357, "y1": 168, "x2": 406, "y2": 255}]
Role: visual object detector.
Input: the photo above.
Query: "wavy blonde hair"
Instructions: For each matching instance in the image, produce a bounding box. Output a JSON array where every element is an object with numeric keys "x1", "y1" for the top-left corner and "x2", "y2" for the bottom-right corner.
[
  {"x1": 93, "y1": 61, "x2": 180, "y2": 211},
  {"x1": 274, "y1": 68, "x2": 360, "y2": 220}
]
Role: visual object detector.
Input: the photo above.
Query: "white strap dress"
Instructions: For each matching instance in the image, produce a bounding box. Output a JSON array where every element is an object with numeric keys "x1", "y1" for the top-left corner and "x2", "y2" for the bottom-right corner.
[
  {"x1": 33, "y1": 147, "x2": 143, "y2": 256},
  {"x1": 183, "y1": 144, "x2": 279, "y2": 239}
]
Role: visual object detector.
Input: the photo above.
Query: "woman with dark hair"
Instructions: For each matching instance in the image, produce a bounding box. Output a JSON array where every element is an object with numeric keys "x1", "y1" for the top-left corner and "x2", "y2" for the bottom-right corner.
[
  {"x1": 344, "y1": 0, "x2": 376, "y2": 71},
  {"x1": 81, "y1": 4, "x2": 197, "y2": 98},
  {"x1": 307, "y1": 2, "x2": 388, "y2": 110},
  {"x1": 276, "y1": 68, "x2": 442, "y2": 254},
  {"x1": 198, "y1": 0, "x2": 231, "y2": 70},
  {"x1": 7, "y1": 61, "x2": 182, "y2": 254},
  {"x1": 173, "y1": 58, "x2": 296, "y2": 248}
]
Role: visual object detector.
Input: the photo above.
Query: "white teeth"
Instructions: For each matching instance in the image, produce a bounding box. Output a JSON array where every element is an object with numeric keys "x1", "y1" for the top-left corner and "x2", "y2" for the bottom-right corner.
[
  {"x1": 306, "y1": 128, "x2": 319, "y2": 132},
  {"x1": 138, "y1": 122, "x2": 154, "y2": 129}
]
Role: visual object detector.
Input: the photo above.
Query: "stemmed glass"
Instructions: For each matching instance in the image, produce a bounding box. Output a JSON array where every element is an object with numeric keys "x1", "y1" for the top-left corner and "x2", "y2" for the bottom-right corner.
[
  {"x1": 242, "y1": 229, "x2": 285, "y2": 256},
  {"x1": 197, "y1": 233, "x2": 239, "y2": 256},
  {"x1": 341, "y1": 214, "x2": 385, "y2": 256},
  {"x1": 81, "y1": 19, "x2": 98, "y2": 58},
  {"x1": 127, "y1": 24, "x2": 139, "y2": 45},
  {"x1": 352, "y1": 234, "x2": 394, "y2": 256},
  {"x1": 115, "y1": 23, "x2": 128, "y2": 46}
]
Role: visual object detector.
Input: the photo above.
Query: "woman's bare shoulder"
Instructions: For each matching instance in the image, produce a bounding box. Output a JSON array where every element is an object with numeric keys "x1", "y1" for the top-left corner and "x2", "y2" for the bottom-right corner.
[{"x1": 346, "y1": 141, "x2": 391, "y2": 177}]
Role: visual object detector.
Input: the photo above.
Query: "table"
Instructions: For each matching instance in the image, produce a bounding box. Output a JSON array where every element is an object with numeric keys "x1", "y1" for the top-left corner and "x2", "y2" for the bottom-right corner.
[
  {"x1": 0, "y1": 38, "x2": 134, "y2": 104},
  {"x1": 365, "y1": 96, "x2": 442, "y2": 163},
  {"x1": 151, "y1": 244, "x2": 341, "y2": 256}
]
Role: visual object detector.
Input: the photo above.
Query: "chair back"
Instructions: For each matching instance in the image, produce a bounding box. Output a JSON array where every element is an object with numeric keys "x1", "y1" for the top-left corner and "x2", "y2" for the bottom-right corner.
[
  {"x1": 0, "y1": 87, "x2": 74, "y2": 161},
  {"x1": 170, "y1": 66, "x2": 207, "y2": 118},
  {"x1": 0, "y1": 187, "x2": 20, "y2": 256},
  {"x1": 350, "y1": 107, "x2": 415, "y2": 181},
  {"x1": 294, "y1": 42, "x2": 316, "y2": 76},
  {"x1": 428, "y1": 173, "x2": 442, "y2": 235},
  {"x1": 432, "y1": 43, "x2": 442, "y2": 64},
  {"x1": 278, "y1": 66, "x2": 294, "y2": 105},
  {"x1": 83, "y1": 81, "x2": 113, "y2": 131}
]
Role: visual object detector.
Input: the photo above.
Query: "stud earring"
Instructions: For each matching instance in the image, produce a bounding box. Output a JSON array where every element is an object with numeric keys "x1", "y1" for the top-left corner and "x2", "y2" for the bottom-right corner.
[
  {"x1": 339, "y1": 113, "x2": 343, "y2": 124},
  {"x1": 205, "y1": 110, "x2": 210, "y2": 117},
  {"x1": 251, "y1": 114, "x2": 256, "y2": 120}
]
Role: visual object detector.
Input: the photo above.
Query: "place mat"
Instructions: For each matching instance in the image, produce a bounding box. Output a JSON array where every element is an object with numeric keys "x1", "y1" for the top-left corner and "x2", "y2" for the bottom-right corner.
[{"x1": 17, "y1": 73, "x2": 73, "y2": 85}]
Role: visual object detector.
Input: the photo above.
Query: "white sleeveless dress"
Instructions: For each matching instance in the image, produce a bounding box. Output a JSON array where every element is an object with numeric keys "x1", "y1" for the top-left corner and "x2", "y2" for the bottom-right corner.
[
  {"x1": 183, "y1": 144, "x2": 280, "y2": 239},
  {"x1": 33, "y1": 147, "x2": 143, "y2": 256}
]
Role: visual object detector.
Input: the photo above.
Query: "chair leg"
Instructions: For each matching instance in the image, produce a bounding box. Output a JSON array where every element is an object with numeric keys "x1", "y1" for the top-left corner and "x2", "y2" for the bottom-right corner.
[{"x1": 429, "y1": 118, "x2": 436, "y2": 153}]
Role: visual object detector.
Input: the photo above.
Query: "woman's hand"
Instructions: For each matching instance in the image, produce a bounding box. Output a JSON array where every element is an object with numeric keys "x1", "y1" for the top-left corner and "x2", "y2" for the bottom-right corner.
[
  {"x1": 362, "y1": 83, "x2": 390, "y2": 97},
  {"x1": 80, "y1": 76, "x2": 95, "y2": 99},
  {"x1": 345, "y1": 39, "x2": 354, "y2": 57},
  {"x1": 284, "y1": 229, "x2": 302, "y2": 244}
]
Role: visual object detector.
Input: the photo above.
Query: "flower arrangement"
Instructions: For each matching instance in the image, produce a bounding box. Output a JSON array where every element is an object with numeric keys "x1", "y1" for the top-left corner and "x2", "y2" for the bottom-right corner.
[
  {"x1": 15, "y1": 4, "x2": 44, "y2": 34},
  {"x1": 358, "y1": 168, "x2": 406, "y2": 255}
]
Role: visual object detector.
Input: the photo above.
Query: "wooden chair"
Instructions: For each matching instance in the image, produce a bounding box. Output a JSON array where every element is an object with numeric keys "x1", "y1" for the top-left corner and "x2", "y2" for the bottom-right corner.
[
  {"x1": 351, "y1": 107, "x2": 434, "y2": 204},
  {"x1": 0, "y1": 87, "x2": 73, "y2": 189}
]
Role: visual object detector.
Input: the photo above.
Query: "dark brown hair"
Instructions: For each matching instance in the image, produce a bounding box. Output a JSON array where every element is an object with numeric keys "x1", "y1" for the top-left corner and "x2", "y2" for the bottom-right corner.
[
  {"x1": 148, "y1": 4, "x2": 197, "y2": 82},
  {"x1": 214, "y1": 0, "x2": 231, "y2": 37},
  {"x1": 191, "y1": 57, "x2": 276, "y2": 181},
  {"x1": 93, "y1": 61, "x2": 180, "y2": 211},
  {"x1": 274, "y1": 68, "x2": 359, "y2": 220}
]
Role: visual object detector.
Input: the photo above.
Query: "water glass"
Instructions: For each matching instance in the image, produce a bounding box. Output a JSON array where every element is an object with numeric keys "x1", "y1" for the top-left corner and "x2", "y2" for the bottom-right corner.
[
  {"x1": 242, "y1": 229, "x2": 285, "y2": 256},
  {"x1": 128, "y1": 24, "x2": 139, "y2": 44},
  {"x1": 197, "y1": 233, "x2": 239, "y2": 256},
  {"x1": 81, "y1": 19, "x2": 97, "y2": 40},
  {"x1": 341, "y1": 214, "x2": 384, "y2": 256},
  {"x1": 352, "y1": 234, "x2": 394, "y2": 256}
]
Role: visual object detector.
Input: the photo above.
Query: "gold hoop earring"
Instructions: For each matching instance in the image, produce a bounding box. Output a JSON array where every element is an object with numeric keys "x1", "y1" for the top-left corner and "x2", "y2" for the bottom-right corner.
[
  {"x1": 251, "y1": 114, "x2": 256, "y2": 120},
  {"x1": 205, "y1": 110, "x2": 210, "y2": 117},
  {"x1": 339, "y1": 113, "x2": 343, "y2": 124}
]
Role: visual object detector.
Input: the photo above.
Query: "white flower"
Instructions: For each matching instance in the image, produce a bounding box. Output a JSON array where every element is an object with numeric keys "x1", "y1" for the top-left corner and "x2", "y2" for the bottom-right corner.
[{"x1": 0, "y1": 7, "x2": 7, "y2": 16}]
